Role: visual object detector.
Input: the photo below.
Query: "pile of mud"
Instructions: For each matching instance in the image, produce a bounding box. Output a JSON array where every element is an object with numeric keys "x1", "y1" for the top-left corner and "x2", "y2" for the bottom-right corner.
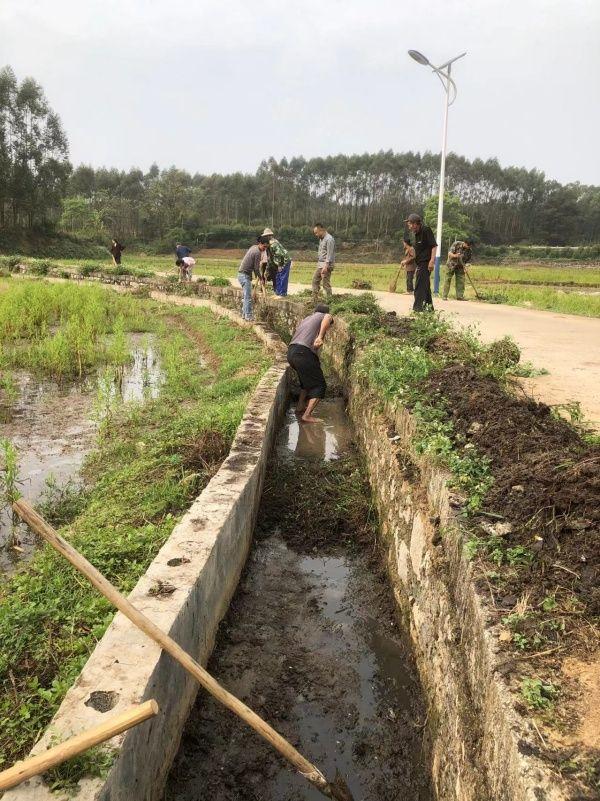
[{"x1": 425, "y1": 364, "x2": 600, "y2": 617}]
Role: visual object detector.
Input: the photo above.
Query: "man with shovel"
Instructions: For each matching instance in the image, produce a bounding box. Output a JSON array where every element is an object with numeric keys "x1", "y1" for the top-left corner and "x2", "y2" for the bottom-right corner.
[{"x1": 443, "y1": 238, "x2": 473, "y2": 300}]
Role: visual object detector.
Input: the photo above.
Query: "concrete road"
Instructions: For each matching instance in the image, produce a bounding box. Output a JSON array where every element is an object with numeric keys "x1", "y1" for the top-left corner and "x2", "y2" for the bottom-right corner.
[{"x1": 283, "y1": 282, "x2": 600, "y2": 428}]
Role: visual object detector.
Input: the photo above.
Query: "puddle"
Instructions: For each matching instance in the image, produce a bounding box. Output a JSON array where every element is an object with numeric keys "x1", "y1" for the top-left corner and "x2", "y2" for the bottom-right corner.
[
  {"x1": 116, "y1": 334, "x2": 162, "y2": 403},
  {"x1": 281, "y1": 398, "x2": 353, "y2": 461},
  {"x1": 0, "y1": 336, "x2": 163, "y2": 573},
  {"x1": 165, "y1": 397, "x2": 431, "y2": 800}
]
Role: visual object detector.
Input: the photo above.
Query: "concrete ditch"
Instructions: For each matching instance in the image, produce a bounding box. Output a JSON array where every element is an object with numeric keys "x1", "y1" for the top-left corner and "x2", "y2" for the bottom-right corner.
[
  {"x1": 183, "y1": 285, "x2": 584, "y2": 800},
  {"x1": 164, "y1": 398, "x2": 432, "y2": 801},
  {"x1": 5, "y1": 277, "x2": 590, "y2": 800}
]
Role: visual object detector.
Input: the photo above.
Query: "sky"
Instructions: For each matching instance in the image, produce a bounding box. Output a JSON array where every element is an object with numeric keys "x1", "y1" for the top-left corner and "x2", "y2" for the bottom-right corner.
[{"x1": 1, "y1": 0, "x2": 599, "y2": 185}]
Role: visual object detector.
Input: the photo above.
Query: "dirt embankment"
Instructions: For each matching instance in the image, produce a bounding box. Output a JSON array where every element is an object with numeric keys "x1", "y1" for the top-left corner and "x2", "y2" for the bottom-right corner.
[
  {"x1": 424, "y1": 364, "x2": 600, "y2": 788},
  {"x1": 164, "y1": 401, "x2": 431, "y2": 801}
]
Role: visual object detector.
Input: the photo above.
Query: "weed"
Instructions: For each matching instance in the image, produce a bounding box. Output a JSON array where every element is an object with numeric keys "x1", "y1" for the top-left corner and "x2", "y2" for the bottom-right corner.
[
  {"x1": 39, "y1": 477, "x2": 89, "y2": 528},
  {"x1": 0, "y1": 373, "x2": 19, "y2": 420},
  {"x1": 0, "y1": 437, "x2": 21, "y2": 504},
  {"x1": 44, "y1": 745, "x2": 116, "y2": 794},
  {"x1": 550, "y1": 400, "x2": 584, "y2": 424},
  {"x1": 209, "y1": 277, "x2": 230, "y2": 287},
  {"x1": 520, "y1": 677, "x2": 558, "y2": 709}
]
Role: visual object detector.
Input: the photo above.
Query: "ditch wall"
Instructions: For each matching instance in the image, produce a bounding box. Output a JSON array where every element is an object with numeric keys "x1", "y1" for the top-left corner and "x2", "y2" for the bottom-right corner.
[{"x1": 3, "y1": 307, "x2": 289, "y2": 801}]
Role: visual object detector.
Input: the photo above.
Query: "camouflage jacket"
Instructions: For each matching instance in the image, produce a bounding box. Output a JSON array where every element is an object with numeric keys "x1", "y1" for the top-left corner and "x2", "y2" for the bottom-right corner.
[
  {"x1": 267, "y1": 238, "x2": 289, "y2": 269},
  {"x1": 448, "y1": 241, "x2": 472, "y2": 266}
]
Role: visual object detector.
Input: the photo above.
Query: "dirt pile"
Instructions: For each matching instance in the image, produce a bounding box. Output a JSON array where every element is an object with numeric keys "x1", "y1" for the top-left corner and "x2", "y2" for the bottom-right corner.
[{"x1": 425, "y1": 364, "x2": 600, "y2": 616}]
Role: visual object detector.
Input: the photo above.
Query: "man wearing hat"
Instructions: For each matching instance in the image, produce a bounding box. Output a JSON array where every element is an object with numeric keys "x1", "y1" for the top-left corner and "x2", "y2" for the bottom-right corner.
[
  {"x1": 443, "y1": 238, "x2": 473, "y2": 300},
  {"x1": 262, "y1": 228, "x2": 292, "y2": 296},
  {"x1": 405, "y1": 213, "x2": 437, "y2": 312}
]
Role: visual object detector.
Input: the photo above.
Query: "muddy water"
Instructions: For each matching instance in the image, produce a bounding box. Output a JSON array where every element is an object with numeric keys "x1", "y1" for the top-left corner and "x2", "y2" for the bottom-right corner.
[
  {"x1": 165, "y1": 399, "x2": 431, "y2": 801},
  {"x1": 0, "y1": 336, "x2": 162, "y2": 572}
]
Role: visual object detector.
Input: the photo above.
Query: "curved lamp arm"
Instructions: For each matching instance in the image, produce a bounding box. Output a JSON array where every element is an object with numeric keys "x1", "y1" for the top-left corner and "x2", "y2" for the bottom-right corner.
[{"x1": 432, "y1": 68, "x2": 458, "y2": 105}]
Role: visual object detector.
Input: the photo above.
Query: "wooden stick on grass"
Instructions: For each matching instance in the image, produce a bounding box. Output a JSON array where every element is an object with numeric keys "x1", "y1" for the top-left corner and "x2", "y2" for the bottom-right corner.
[
  {"x1": 12, "y1": 498, "x2": 353, "y2": 801},
  {"x1": 0, "y1": 700, "x2": 158, "y2": 792}
]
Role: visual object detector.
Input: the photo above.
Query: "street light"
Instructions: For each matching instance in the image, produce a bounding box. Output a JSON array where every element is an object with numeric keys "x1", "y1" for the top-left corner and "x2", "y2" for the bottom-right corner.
[{"x1": 408, "y1": 49, "x2": 466, "y2": 295}]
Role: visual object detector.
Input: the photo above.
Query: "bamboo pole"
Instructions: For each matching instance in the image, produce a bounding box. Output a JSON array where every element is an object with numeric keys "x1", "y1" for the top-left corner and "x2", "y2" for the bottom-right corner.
[
  {"x1": 12, "y1": 498, "x2": 353, "y2": 801},
  {"x1": 0, "y1": 700, "x2": 158, "y2": 792}
]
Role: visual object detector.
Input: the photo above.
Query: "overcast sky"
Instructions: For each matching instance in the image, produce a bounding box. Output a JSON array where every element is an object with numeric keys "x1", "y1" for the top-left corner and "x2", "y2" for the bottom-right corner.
[{"x1": 1, "y1": 0, "x2": 599, "y2": 185}]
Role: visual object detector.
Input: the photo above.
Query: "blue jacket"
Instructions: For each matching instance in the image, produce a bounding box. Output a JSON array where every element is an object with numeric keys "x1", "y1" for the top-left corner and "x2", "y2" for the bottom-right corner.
[{"x1": 176, "y1": 245, "x2": 192, "y2": 259}]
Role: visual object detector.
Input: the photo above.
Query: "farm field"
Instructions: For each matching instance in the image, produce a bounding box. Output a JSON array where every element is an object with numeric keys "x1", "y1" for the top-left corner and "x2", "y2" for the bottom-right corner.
[
  {"x1": 3, "y1": 252, "x2": 600, "y2": 317},
  {"x1": 0, "y1": 279, "x2": 271, "y2": 776}
]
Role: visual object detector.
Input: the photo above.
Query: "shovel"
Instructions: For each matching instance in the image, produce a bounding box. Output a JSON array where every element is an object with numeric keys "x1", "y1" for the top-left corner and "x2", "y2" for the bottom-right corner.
[
  {"x1": 12, "y1": 498, "x2": 354, "y2": 801},
  {"x1": 465, "y1": 268, "x2": 482, "y2": 300}
]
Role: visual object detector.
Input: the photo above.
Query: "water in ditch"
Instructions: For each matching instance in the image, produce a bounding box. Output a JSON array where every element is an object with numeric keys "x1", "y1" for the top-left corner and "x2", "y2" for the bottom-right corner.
[
  {"x1": 165, "y1": 397, "x2": 432, "y2": 801},
  {"x1": 0, "y1": 335, "x2": 163, "y2": 572}
]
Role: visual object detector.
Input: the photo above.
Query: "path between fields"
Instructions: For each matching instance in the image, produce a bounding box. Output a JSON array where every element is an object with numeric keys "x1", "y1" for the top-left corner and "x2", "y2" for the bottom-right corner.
[{"x1": 225, "y1": 277, "x2": 599, "y2": 428}]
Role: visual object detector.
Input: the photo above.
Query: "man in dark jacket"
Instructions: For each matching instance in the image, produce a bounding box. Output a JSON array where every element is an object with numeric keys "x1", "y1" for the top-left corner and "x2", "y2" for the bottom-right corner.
[
  {"x1": 110, "y1": 239, "x2": 125, "y2": 267},
  {"x1": 175, "y1": 243, "x2": 192, "y2": 264},
  {"x1": 405, "y1": 213, "x2": 437, "y2": 312}
]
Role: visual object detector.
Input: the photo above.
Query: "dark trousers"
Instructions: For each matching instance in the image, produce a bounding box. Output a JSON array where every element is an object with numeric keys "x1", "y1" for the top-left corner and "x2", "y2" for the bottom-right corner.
[
  {"x1": 413, "y1": 264, "x2": 433, "y2": 312},
  {"x1": 406, "y1": 270, "x2": 415, "y2": 292}
]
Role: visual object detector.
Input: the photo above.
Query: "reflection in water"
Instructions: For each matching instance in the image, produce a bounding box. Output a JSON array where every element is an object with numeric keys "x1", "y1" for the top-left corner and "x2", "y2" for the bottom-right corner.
[
  {"x1": 283, "y1": 398, "x2": 353, "y2": 461},
  {"x1": 0, "y1": 335, "x2": 163, "y2": 573},
  {"x1": 117, "y1": 338, "x2": 162, "y2": 403}
]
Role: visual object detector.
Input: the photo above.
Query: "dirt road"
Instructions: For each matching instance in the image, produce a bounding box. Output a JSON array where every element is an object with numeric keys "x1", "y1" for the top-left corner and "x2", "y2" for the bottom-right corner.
[{"x1": 283, "y1": 282, "x2": 600, "y2": 428}]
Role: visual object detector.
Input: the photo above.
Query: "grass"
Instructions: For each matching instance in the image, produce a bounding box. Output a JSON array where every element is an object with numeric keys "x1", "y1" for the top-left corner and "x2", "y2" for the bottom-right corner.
[
  {"x1": 0, "y1": 280, "x2": 153, "y2": 380},
  {"x1": 0, "y1": 292, "x2": 270, "y2": 773},
  {"x1": 351, "y1": 311, "x2": 497, "y2": 513},
  {"x1": 12, "y1": 251, "x2": 600, "y2": 318},
  {"x1": 473, "y1": 283, "x2": 600, "y2": 317}
]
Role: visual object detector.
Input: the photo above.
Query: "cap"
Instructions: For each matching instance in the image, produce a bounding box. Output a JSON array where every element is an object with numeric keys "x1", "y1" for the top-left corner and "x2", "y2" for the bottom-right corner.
[
  {"x1": 262, "y1": 227, "x2": 274, "y2": 237},
  {"x1": 404, "y1": 213, "x2": 422, "y2": 224}
]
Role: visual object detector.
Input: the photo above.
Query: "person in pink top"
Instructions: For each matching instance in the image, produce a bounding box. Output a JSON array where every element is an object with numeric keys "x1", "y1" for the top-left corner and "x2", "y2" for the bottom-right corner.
[{"x1": 175, "y1": 255, "x2": 195, "y2": 281}]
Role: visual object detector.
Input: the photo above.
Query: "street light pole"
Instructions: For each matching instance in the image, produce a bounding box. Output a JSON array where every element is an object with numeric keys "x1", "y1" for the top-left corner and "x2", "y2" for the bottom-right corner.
[
  {"x1": 434, "y1": 63, "x2": 451, "y2": 295},
  {"x1": 408, "y1": 49, "x2": 466, "y2": 295}
]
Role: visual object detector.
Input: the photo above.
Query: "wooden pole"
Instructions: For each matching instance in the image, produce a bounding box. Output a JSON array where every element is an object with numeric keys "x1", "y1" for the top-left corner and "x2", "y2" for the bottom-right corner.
[
  {"x1": 0, "y1": 700, "x2": 158, "y2": 792},
  {"x1": 12, "y1": 499, "x2": 352, "y2": 801}
]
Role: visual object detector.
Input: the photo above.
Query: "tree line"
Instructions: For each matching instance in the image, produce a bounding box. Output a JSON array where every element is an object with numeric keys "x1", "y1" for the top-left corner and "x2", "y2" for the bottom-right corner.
[{"x1": 2, "y1": 65, "x2": 599, "y2": 247}]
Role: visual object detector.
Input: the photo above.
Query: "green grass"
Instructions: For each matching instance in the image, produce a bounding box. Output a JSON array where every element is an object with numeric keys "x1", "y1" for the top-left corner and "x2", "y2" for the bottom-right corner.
[
  {"x1": 472, "y1": 283, "x2": 600, "y2": 317},
  {"x1": 0, "y1": 280, "x2": 153, "y2": 379},
  {"x1": 6, "y1": 253, "x2": 600, "y2": 317},
  {"x1": 0, "y1": 295, "x2": 270, "y2": 770},
  {"x1": 352, "y1": 312, "x2": 495, "y2": 513}
]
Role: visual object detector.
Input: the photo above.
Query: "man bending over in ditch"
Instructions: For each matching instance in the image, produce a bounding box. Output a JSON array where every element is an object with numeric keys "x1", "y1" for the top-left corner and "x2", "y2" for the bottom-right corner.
[{"x1": 287, "y1": 304, "x2": 333, "y2": 423}]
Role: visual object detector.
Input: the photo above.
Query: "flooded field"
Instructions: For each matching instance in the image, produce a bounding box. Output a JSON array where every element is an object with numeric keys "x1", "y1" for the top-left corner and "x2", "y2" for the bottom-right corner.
[
  {"x1": 165, "y1": 399, "x2": 431, "y2": 801},
  {"x1": 0, "y1": 335, "x2": 162, "y2": 571}
]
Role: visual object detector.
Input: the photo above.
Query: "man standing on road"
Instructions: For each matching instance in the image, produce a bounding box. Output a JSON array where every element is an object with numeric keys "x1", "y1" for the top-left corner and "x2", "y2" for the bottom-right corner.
[
  {"x1": 443, "y1": 239, "x2": 472, "y2": 300},
  {"x1": 237, "y1": 236, "x2": 269, "y2": 321},
  {"x1": 405, "y1": 213, "x2": 437, "y2": 312},
  {"x1": 312, "y1": 223, "x2": 335, "y2": 302}
]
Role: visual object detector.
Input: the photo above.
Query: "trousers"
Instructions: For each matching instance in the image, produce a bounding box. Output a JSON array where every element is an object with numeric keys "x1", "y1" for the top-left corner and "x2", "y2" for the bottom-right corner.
[
  {"x1": 443, "y1": 264, "x2": 465, "y2": 299},
  {"x1": 413, "y1": 264, "x2": 433, "y2": 312},
  {"x1": 312, "y1": 264, "x2": 332, "y2": 300}
]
